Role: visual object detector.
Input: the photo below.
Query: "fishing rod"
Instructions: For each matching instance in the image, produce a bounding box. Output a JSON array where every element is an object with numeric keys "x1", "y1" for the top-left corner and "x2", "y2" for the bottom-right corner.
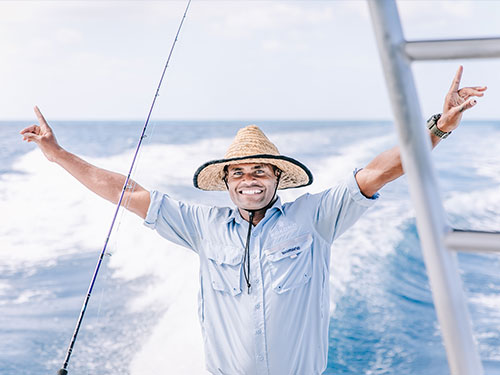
[{"x1": 57, "y1": 1, "x2": 192, "y2": 374}]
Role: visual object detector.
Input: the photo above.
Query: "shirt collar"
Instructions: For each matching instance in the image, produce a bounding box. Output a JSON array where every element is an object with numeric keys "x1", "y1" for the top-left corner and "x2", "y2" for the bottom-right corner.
[{"x1": 225, "y1": 196, "x2": 284, "y2": 225}]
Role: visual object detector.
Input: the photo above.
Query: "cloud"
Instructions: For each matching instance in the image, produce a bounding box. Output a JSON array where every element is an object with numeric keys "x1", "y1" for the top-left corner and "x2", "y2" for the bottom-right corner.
[
  {"x1": 0, "y1": 0, "x2": 498, "y2": 120},
  {"x1": 56, "y1": 28, "x2": 84, "y2": 45},
  {"x1": 398, "y1": 0, "x2": 500, "y2": 39}
]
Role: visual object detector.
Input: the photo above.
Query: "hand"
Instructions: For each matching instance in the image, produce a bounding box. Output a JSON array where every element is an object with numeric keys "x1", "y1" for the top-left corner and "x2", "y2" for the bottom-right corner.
[
  {"x1": 438, "y1": 66, "x2": 487, "y2": 132},
  {"x1": 20, "y1": 106, "x2": 62, "y2": 162}
]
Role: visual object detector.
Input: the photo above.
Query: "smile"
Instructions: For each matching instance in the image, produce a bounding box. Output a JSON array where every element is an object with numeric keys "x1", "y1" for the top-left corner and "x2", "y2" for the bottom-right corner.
[{"x1": 239, "y1": 189, "x2": 263, "y2": 195}]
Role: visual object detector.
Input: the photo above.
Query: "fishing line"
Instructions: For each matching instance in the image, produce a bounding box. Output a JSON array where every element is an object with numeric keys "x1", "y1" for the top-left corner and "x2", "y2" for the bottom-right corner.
[
  {"x1": 57, "y1": 1, "x2": 192, "y2": 374},
  {"x1": 96, "y1": 121, "x2": 157, "y2": 328}
]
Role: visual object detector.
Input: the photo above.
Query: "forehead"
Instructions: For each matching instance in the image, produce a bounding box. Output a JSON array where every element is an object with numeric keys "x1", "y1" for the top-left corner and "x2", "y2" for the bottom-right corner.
[{"x1": 227, "y1": 163, "x2": 273, "y2": 171}]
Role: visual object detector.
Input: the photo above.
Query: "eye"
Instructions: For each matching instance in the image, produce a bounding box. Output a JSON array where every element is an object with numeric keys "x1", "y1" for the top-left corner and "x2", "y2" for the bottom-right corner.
[
  {"x1": 255, "y1": 169, "x2": 265, "y2": 174},
  {"x1": 232, "y1": 171, "x2": 243, "y2": 177}
]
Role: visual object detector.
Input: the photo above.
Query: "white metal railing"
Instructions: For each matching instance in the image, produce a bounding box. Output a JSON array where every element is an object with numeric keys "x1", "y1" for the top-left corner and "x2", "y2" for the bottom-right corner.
[
  {"x1": 405, "y1": 37, "x2": 500, "y2": 60},
  {"x1": 367, "y1": 1, "x2": 500, "y2": 374},
  {"x1": 445, "y1": 230, "x2": 500, "y2": 253}
]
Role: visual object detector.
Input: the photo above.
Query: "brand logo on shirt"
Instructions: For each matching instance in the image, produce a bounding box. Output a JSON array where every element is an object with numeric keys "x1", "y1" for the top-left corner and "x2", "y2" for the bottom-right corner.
[{"x1": 282, "y1": 246, "x2": 300, "y2": 255}]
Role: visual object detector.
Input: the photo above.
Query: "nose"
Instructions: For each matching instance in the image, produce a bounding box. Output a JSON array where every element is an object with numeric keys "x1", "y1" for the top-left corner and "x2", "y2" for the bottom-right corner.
[{"x1": 241, "y1": 172, "x2": 258, "y2": 184}]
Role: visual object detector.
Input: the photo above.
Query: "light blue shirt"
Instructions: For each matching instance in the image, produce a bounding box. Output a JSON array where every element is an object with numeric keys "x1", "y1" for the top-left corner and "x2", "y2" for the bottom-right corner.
[{"x1": 144, "y1": 170, "x2": 378, "y2": 375}]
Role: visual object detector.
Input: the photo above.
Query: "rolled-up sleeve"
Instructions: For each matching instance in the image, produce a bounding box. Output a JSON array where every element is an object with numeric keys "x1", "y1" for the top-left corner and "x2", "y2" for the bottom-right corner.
[
  {"x1": 314, "y1": 169, "x2": 379, "y2": 244},
  {"x1": 144, "y1": 190, "x2": 164, "y2": 229},
  {"x1": 144, "y1": 190, "x2": 205, "y2": 252}
]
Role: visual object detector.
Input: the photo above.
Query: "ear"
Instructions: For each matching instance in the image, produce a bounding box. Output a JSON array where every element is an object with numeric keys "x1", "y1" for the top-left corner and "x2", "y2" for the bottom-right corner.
[{"x1": 222, "y1": 165, "x2": 229, "y2": 189}]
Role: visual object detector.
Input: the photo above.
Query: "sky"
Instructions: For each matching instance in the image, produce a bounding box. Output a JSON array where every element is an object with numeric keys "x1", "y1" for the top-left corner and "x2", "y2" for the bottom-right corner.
[{"x1": 0, "y1": 0, "x2": 499, "y2": 121}]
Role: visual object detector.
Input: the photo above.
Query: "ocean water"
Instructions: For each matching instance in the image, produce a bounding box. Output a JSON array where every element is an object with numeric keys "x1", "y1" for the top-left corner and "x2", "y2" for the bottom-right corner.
[{"x1": 1, "y1": 120, "x2": 499, "y2": 375}]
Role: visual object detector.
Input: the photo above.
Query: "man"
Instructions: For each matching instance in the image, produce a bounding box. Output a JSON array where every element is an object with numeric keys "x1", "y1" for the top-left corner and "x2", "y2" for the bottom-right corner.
[{"x1": 20, "y1": 66, "x2": 485, "y2": 374}]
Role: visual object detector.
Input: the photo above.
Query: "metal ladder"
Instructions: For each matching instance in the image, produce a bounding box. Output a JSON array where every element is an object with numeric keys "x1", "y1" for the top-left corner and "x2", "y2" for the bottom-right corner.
[{"x1": 368, "y1": 1, "x2": 500, "y2": 374}]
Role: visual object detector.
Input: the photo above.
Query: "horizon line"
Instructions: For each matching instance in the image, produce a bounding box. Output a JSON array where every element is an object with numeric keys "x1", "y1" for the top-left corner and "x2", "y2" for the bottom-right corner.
[{"x1": 2, "y1": 117, "x2": 499, "y2": 123}]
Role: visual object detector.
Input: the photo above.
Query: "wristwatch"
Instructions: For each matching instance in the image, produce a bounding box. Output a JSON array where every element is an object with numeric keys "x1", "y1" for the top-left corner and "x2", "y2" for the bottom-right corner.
[{"x1": 427, "y1": 113, "x2": 451, "y2": 139}]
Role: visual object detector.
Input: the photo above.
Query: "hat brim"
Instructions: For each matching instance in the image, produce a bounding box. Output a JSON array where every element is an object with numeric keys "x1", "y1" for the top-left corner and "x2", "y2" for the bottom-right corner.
[{"x1": 193, "y1": 154, "x2": 313, "y2": 191}]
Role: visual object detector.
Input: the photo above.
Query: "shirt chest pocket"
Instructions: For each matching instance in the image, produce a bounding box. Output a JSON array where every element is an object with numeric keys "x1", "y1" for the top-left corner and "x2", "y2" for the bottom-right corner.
[
  {"x1": 205, "y1": 245, "x2": 243, "y2": 296},
  {"x1": 264, "y1": 233, "x2": 313, "y2": 294}
]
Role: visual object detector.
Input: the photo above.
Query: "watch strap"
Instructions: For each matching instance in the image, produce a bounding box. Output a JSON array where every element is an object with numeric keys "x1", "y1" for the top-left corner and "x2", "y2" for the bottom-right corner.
[{"x1": 427, "y1": 113, "x2": 451, "y2": 139}]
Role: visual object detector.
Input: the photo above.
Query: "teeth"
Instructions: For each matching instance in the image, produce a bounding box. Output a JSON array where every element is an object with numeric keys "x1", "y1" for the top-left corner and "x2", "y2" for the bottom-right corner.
[{"x1": 240, "y1": 189, "x2": 263, "y2": 195}]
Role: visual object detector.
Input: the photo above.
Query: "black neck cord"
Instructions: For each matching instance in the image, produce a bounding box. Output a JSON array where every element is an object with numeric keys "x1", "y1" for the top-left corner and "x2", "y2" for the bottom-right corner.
[
  {"x1": 242, "y1": 173, "x2": 281, "y2": 294},
  {"x1": 243, "y1": 211, "x2": 254, "y2": 293}
]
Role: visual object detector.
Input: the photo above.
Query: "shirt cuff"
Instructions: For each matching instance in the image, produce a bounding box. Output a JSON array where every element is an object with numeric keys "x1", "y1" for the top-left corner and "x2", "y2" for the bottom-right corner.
[
  {"x1": 347, "y1": 168, "x2": 380, "y2": 207},
  {"x1": 143, "y1": 190, "x2": 163, "y2": 229}
]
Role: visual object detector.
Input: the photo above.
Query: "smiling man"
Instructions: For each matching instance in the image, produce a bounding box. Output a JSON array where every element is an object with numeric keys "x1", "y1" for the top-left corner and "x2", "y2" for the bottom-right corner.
[
  {"x1": 21, "y1": 67, "x2": 486, "y2": 374},
  {"x1": 225, "y1": 164, "x2": 280, "y2": 218}
]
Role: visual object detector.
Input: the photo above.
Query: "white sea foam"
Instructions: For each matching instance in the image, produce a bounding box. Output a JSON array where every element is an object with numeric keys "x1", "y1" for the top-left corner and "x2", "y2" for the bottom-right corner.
[
  {"x1": 13, "y1": 288, "x2": 55, "y2": 304},
  {"x1": 100, "y1": 136, "x2": 232, "y2": 193},
  {"x1": 444, "y1": 187, "x2": 500, "y2": 231},
  {"x1": 328, "y1": 194, "x2": 413, "y2": 313},
  {"x1": 470, "y1": 293, "x2": 500, "y2": 312},
  {"x1": 1, "y1": 135, "x2": 229, "y2": 372},
  {"x1": 311, "y1": 133, "x2": 395, "y2": 193},
  {"x1": 442, "y1": 129, "x2": 500, "y2": 231},
  {"x1": 0, "y1": 149, "x2": 117, "y2": 272},
  {"x1": 108, "y1": 213, "x2": 208, "y2": 374},
  {"x1": 0, "y1": 281, "x2": 11, "y2": 305}
]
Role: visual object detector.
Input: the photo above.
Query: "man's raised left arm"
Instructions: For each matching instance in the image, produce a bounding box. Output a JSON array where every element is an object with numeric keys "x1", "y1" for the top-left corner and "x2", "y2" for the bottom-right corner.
[{"x1": 355, "y1": 66, "x2": 487, "y2": 198}]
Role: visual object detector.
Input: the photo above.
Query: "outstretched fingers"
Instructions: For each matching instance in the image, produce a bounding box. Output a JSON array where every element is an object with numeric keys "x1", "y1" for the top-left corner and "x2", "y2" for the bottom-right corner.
[
  {"x1": 20, "y1": 106, "x2": 61, "y2": 161},
  {"x1": 19, "y1": 124, "x2": 41, "y2": 143},
  {"x1": 21, "y1": 132, "x2": 39, "y2": 143},
  {"x1": 459, "y1": 86, "x2": 487, "y2": 99},
  {"x1": 20, "y1": 106, "x2": 52, "y2": 144},
  {"x1": 34, "y1": 105, "x2": 50, "y2": 131},
  {"x1": 472, "y1": 85, "x2": 488, "y2": 92},
  {"x1": 456, "y1": 98, "x2": 477, "y2": 114},
  {"x1": 449, "y1": 65, "x2": 463, "y2": 93},
  {"x1": 20, "y1": 124, "x2": 40, "y2": 135}
]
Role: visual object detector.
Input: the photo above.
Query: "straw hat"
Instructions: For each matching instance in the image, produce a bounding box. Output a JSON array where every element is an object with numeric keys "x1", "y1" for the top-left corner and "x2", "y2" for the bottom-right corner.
[{"x1": 193, "y1": 125, "x2": 313, "y2": 191}]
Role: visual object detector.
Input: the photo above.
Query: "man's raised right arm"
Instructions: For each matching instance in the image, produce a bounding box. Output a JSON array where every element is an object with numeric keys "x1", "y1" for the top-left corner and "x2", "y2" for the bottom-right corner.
[{"x1": 20, "y1": 106, "x2": 150, "y2": 219}]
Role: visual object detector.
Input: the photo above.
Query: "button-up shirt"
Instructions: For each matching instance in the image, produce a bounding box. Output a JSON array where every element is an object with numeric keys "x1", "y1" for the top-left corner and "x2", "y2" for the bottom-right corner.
[{"x1": 144, "y1": 170, "x2": 378, "y2": 375}]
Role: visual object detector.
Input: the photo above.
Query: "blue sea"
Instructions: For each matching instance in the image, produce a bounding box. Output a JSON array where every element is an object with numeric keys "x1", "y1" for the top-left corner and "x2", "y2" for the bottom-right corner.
[{"x1": 1, "y1": 120, "x2": 499, "y2": 374}]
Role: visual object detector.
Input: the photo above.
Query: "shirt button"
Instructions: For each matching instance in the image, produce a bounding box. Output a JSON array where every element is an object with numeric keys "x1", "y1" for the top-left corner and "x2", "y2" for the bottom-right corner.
[
  {"x1": 252, "y1": 232, "x2": 257, "y2": 237},
  {"x1": 252, "y1": 254, "x2": 257, "y2": 260},
  {"x1": 258, "y1": 355, "x2": 264, "y2": 361},
  {"x1": 256, "y1": 329, "x2": 262, "y2": 335},
  {"x1": 255, "y1": 303, "x2": 261, "y2": 310},
  {"x1": 254, "y1": 279, "x2": 260, "y2": 285}
]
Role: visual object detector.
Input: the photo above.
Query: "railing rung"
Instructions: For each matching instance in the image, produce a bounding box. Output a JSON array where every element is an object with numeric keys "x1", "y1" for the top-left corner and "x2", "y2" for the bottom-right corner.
[
  {"x1": 405, "y1": 37, "x2": 500, "y2": 61},
  {"x1": 445, "y1": 230, "x2": 500, "y2": 253}
]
